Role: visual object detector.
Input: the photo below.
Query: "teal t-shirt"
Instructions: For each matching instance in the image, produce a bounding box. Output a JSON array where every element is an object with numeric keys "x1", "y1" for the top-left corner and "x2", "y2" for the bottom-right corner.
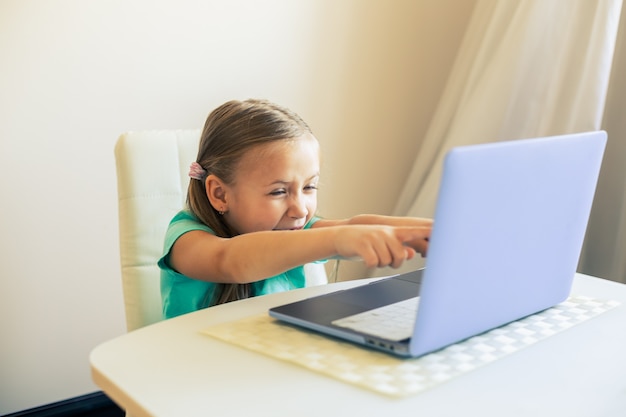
[{"x1": 158, "y1": 210, "x2": 320, "y2": 319}]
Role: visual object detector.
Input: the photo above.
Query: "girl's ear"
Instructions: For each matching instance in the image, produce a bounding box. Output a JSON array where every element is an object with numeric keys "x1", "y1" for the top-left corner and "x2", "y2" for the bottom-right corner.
[{"x1": 205, "y1": 174, "x2": 229, "y2": 213}]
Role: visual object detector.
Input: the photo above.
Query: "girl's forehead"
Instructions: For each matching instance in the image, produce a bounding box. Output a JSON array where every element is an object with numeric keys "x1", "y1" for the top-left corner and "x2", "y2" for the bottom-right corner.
[
  {"x1": 235, "y1": 134, "x2": 320, "y2": 179},
  {"x1": 242, "y1": 134, "x2": 318, "y2": 162}
]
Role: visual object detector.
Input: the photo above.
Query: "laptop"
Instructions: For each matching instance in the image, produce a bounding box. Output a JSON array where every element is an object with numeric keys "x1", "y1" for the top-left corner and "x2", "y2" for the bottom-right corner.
[{"x1": 269, "y1": 131, "x2": 607, "y2": 358}]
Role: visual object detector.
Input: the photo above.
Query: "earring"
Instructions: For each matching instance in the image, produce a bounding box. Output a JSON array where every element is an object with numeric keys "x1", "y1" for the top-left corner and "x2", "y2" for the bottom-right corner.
[{"x1": 218, "y1": 208, "x2": 225, "y2": 215}]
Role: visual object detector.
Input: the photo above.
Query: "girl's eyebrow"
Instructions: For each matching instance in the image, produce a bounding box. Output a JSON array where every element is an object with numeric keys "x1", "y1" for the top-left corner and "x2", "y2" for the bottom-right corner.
[{"x1": 267, "y1": 173, "x2": 320, "y2": 186}]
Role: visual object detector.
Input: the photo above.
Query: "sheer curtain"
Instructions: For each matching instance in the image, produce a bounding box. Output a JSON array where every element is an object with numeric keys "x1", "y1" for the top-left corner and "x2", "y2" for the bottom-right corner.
[
  {"x1": 582, "y1": 6, "x2": 626, "y2": 284},
  {"x1": 389, "y1": 0, "x2": 623, "y2": 277}
]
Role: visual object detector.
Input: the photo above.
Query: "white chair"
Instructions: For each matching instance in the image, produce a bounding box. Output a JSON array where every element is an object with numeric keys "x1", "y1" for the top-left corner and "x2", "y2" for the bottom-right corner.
[{"x1": 115, "y1": 130, "x2": 327, "y2": 332}]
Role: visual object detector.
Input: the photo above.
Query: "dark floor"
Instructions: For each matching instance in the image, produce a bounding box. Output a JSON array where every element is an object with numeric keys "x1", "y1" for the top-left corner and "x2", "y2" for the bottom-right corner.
[{"x1": 4, "y1": 392, "x2": 125, "y2": 417}]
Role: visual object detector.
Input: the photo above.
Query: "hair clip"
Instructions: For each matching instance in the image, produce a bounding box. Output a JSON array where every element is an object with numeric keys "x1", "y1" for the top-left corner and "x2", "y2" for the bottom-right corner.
[{"x1": 189, "y1": 162, "x2": 207, "y2": 181}]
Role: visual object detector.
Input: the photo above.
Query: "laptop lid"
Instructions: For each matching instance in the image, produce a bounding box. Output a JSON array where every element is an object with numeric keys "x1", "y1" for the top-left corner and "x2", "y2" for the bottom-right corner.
[
  {"x1": 408, "y1": 130, "x2": 606, "y2": 356},
  {"x1": 270, "y1": 131, "x2": 607, "y2": 358}
]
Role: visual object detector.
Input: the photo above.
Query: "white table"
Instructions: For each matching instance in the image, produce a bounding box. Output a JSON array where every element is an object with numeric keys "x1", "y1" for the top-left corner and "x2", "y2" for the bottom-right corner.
[{"x1": 90, "y1": 273, "x2": 626, "y2": 417}]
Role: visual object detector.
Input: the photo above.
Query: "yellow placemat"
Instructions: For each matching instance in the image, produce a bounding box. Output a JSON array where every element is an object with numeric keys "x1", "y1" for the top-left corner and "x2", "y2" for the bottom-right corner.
[{"x1": 202, "y1": 296, "x2": 619, "y2": 397}]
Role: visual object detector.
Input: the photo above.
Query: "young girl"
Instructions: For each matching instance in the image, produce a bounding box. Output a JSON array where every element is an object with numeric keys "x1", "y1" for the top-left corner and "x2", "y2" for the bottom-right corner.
[{"x1": 158, "y1": 99, "x2": 432, "y2": 319}]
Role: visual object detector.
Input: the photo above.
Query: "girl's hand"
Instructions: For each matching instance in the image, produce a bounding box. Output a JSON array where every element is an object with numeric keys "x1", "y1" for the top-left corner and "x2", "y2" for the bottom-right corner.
[{"x1": 333, "y1": 225, "x2": 431, "y2": 269}]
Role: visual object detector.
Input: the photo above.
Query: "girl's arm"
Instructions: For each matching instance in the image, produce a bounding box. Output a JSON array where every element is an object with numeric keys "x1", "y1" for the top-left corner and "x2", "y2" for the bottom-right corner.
[
  {"x1": 314, "y1": 214, "x2": 432, "y2": 256},
  {"x1": 169, "y1": 223, "x2": 430, "y2": 284},
  {"x1": 313, "y1": 214, "x2": 433, "y2": 228}
]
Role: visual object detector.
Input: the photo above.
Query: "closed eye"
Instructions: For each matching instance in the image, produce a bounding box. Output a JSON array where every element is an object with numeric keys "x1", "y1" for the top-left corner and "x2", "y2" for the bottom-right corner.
[{"x1": 269, "y1": 189, "x2": 287, "y2": 196}]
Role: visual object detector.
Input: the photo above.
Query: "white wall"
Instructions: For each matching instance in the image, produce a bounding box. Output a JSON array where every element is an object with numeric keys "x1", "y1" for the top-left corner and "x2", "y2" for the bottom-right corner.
[{"x1": 0, "y1": 0, "x2": 474, "y2": 413}]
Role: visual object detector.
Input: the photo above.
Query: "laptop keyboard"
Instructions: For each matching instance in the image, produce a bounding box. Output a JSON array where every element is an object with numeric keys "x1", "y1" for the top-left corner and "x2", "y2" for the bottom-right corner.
[{"x1": 331, "y1": 297, "x2": 420, "y2": 342}]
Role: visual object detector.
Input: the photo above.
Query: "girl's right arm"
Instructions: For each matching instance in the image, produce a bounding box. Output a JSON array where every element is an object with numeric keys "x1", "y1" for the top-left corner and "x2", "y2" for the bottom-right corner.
[{"x1": 169, "y1": 224, "x2": 430, "y2": 285}]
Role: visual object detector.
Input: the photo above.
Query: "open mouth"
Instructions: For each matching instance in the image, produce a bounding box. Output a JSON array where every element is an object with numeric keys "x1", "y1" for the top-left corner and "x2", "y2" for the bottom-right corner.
[{"x1": 274, "y1": 226, "x2": 304, "y2": 231}]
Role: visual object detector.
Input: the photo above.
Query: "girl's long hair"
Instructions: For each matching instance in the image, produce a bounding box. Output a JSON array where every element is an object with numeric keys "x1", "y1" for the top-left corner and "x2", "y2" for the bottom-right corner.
[{"x1": 187, "y1": 99, "x2": 312, "y2": 305}]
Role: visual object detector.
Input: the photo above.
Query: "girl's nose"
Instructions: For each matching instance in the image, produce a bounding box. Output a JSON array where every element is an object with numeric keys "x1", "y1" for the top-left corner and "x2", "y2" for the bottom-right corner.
[{"x1": 288, "y1": 194, "x2": 308, "y2": 219}]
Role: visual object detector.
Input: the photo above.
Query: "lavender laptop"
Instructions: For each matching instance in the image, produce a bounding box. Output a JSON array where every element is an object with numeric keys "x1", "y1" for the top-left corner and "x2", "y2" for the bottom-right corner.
[{"x1": 269, "y1": 131, "x2": 607, "y2": 357}]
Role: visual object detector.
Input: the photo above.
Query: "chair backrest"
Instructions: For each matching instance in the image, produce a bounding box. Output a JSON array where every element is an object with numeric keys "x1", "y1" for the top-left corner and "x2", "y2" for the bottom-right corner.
[
  {"x1": 115, "y1": 130, "x2": 201, "y2": 331},
  {"x1": 115, "y1": 130, "x2": 327, "y2": 331}
]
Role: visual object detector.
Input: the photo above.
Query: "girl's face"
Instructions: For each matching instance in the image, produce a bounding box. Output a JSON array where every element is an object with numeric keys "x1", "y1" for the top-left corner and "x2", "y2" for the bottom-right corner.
[{"x1": 222, "y1": 133, "x2": 320, "y2": 234}]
